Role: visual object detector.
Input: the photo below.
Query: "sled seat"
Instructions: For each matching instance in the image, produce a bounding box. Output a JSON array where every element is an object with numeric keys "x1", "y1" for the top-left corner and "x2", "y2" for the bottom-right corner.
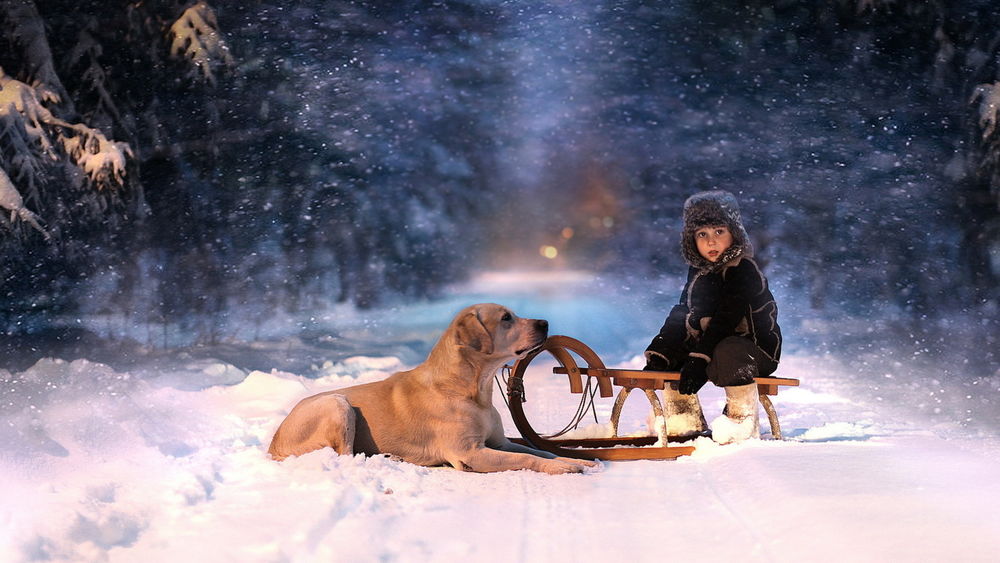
[{"x1": 552, "y1": 367, "x2": 799, "y2": 440}]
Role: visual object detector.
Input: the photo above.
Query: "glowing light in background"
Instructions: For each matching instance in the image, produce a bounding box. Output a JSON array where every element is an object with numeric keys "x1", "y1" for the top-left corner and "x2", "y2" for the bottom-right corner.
[{"x1": 540, "y1": 245, "x2": 559, "y2": 259}]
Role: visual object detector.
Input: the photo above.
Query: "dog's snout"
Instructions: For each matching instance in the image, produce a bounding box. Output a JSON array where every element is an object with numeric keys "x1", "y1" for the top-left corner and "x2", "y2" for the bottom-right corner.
[{"x1": 536, "y1": 319, "x2": 548, "y2": 333}]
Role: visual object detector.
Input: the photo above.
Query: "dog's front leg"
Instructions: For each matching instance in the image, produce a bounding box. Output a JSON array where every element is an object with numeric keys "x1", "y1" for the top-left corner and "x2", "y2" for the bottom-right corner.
[
  {"x1": 492, "y1": 439, "x2": 601, "y2": 469},
  {"x1": 450, "y1": 447, "x2": 585, "y2": 475},
  {"x1": 493, "y1": 438, "x2": 556, "y2": 458}
]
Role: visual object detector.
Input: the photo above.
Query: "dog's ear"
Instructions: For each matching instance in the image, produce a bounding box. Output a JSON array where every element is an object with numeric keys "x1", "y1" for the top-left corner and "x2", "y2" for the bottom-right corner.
[{"x1": 455, "y1": 310, "x2": 494, "y2": 354}]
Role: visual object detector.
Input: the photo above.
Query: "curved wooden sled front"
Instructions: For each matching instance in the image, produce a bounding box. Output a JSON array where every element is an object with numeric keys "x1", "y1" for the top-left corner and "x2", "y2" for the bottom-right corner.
[{"x1": 506, "y1": 335, "x2": 696, "y2": 461}]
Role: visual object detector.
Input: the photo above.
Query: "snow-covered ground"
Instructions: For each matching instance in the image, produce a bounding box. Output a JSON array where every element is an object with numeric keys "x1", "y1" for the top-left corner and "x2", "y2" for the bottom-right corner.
[{"x1": 2, "y1": 271, "x2": 999, "y2": 562}]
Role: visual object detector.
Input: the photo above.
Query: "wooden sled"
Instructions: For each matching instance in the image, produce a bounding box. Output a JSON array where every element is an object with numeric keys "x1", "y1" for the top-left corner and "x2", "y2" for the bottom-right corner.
[{"x1": 503, "y1": 335, "x2": 799, "y2": 461}]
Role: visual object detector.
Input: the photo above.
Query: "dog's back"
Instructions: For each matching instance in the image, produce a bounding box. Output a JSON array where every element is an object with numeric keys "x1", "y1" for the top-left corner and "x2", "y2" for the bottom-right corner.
[
  {"x1": 267, "y1": 371, "x2": 442, "y2": 463},
  {"x1": 267, "y1": 389, "x2": 358, "y2": 460}
]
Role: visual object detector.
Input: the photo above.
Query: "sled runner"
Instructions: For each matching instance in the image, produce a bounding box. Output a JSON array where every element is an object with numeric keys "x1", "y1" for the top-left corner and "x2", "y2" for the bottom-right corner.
[{"x1": 502, "y1": 335, "x2": 799, "y2": 461}]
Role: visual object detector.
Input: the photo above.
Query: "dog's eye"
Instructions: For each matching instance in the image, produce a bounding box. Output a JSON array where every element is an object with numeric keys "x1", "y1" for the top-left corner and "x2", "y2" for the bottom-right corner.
[{"x1": 501, "y1": 312, "x2": 512, "y2": 322}]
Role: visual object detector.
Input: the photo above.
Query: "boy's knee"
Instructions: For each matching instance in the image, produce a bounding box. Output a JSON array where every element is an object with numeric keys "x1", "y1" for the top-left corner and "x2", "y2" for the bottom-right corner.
[
  {"x1": 712, "y1": 336, "x2": 755, "y2": 358},
  {"x1": 707, "y1": 337, "x2": 758, "y2": 387}
]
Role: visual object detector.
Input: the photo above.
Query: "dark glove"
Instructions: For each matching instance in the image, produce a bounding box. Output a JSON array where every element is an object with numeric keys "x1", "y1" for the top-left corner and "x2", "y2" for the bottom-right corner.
[
  {"x1": 678, "y1": 356, "x2": 709, "y2": 395},
  {"x1": 643, "y1": 354, "x2": 670, "y2": 372}
]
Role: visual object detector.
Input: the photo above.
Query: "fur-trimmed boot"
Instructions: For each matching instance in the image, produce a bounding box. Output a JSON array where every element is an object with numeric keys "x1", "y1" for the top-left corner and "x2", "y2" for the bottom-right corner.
[
  {"x1": 711, "y1": 383, "x2": 760, "y2": 444},
  {"x1": 662, "y1": 385, "x2": 709, "y2": 439}
]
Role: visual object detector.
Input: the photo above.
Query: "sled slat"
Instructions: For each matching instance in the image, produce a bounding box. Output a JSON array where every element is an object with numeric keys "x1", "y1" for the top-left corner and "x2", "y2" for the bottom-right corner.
[
  {"x1": 511, "y1": 436, "x2": 659, "y2": 448},
  {"x1": 553, "y1": 367, "x2": 799, "y2": 389},
  {"x1": 580, "y1": 446, "x2": 695, "y2": 461}
]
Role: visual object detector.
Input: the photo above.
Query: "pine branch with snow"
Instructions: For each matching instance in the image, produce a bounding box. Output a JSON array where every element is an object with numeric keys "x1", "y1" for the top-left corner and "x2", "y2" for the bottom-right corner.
[
  {"x1": 0, "y1": 69, "x2": 131, "y2": 194},
  {"x1": 0, "y1": 165, "x2": 48, "y2": 239},
  {"x1": 169, "y1": 2, "x2": 234, "y2": 84},
  {"x1": 0, "y1": 0, "x2": 71, "y2": 106},
  {"x1": 971, "y1": 82, "x2": 1000, "y2": 140},
  {"x1": 59, "y1": 125, "x2": 133, "y2": 189},
  {"x1": 67, "y1": 21, "x2": 129, "y2": 139}
]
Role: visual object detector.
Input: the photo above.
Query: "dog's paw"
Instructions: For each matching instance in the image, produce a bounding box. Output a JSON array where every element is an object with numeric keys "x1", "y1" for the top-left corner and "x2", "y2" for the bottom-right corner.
[
  {"x1": 555, "y1": 456, "x2": 601, "y2": 469},
  {"x1": 542, "y1": 460, "x2": 585, "y2": 475}
]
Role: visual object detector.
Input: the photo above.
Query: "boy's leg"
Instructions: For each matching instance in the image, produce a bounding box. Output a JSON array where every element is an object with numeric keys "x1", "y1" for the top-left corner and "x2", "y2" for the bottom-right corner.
[
  {"x1": 662, "y1": 384, "x2": 708, "y2": 438},
  {"x1": 706, "y1": 336, "x2": 762, "y2": 443},
  {"x1": 706, "y1": 336, "x2": 759, "y2": 386},
  {"x1": 654, "y1": 354, "x2": 708, "y2": 439},
  {"x1": 713, "y1": 383, "x2": 760, "y2": 443}
]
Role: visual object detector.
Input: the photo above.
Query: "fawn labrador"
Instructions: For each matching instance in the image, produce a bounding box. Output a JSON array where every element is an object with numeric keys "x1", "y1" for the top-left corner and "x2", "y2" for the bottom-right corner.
[{"x1": 268, "y1": 303, "x2": 597, "y2": 474}]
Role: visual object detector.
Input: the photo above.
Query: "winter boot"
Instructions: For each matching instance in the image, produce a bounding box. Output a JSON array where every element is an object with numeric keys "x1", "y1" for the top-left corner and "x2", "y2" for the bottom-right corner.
[
  {"x1": 662, "y1": 385, "x2": 709, "y2": 439},
  {"x1": 711, "y1": 383, "x2": 760, "y2": 444}
]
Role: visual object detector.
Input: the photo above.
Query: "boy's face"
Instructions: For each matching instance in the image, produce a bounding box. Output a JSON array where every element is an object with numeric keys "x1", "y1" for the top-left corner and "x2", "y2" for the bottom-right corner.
[{"x1": 694, "y1": 225, "x2": 733, "y2": 262}]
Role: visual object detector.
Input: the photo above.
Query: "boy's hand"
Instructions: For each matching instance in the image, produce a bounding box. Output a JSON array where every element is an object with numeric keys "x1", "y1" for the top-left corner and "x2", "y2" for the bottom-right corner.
[{"x1": 679, "y1": 357, "x2": 708, "y2": 395}]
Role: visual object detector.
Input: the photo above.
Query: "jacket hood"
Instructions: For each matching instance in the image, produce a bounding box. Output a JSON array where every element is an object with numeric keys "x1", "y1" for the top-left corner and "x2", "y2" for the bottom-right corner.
[{"x1": 680, "y1": 190, "x2": 754, "y2": 272}]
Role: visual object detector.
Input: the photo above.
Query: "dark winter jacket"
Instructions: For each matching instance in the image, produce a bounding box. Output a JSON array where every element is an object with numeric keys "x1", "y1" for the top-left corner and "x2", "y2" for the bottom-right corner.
[
  {"x1": 645, "y1": 190, "x2": 781, "y2": 369},
  {"x1": 645, "y1": 258, "x2": 782, "y2": 368}
]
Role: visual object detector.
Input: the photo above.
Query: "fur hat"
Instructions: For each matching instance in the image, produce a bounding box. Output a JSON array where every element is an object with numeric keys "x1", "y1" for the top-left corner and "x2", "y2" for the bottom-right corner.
[{"x1": 680, "y1": 190, "x2": 753, "y2": 272}]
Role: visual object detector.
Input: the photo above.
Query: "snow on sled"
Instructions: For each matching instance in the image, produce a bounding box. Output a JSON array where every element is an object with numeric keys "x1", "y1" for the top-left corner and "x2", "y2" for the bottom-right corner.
[{"x1": 502, "y1": 335, "x2": 799, "y2": 460}]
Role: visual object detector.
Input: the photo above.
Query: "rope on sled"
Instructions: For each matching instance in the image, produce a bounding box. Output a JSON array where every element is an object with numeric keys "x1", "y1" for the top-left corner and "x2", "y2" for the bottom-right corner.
[{"x1": 495, "y1": 364, "x2": 600, "y2": 439}]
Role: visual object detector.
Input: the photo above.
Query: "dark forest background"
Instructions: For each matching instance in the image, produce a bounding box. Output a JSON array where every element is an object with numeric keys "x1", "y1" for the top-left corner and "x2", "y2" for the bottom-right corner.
[{"x1": 1, "y1": 1, "x2": 997, "y2": 366}]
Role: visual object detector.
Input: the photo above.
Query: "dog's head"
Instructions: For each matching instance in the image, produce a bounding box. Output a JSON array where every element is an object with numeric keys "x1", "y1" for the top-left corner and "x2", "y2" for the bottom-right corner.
[{"x1": 453, "y1": 303, "x2": 548, "y2": 359}]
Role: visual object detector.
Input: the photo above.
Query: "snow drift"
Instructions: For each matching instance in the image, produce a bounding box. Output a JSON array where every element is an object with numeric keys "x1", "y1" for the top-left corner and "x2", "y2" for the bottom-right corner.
[{"x1": 2, "y1": 272, "x2": 998, "y2": 561}]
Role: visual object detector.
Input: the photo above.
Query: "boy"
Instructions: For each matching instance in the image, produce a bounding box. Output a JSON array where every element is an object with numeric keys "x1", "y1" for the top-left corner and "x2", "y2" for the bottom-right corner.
[{"x1": 643, "y1": 190, "x2": 781, "y2": 443}]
